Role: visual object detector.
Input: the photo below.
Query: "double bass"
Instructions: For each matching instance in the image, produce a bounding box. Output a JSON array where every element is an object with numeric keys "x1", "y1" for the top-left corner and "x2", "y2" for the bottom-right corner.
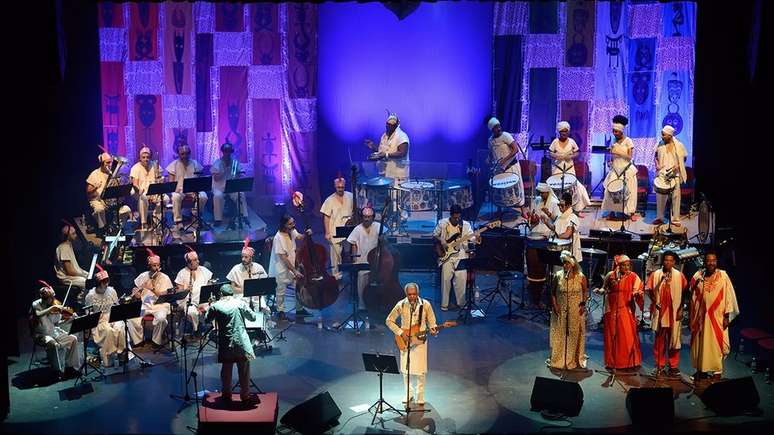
[
  {"x1": 293, "y1": 192, "x2": 340, "y2": 309},
  {"x1": 363, "y1": 198, "x2": 404, "y2": 317}
]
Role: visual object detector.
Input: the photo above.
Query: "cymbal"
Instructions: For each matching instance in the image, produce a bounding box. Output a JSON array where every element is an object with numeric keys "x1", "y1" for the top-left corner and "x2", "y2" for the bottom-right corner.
[
  {"x1": 581, "y1": 247, "x2": 608, "y2": 256},
  {"x1": 361, "y1": 176, "x2": 393, "y2": 187}
]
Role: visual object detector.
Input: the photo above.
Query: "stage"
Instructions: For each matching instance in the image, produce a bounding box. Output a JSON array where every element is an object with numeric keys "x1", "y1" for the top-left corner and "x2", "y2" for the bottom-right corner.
[{"x1": 4, "y1": 269, "x2": 773, "y2": 433}]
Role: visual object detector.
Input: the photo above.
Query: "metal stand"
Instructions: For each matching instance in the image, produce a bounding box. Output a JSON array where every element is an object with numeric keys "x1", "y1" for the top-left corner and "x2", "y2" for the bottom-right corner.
[
  {"x1": 70, "y1": 312, "x2": 104, "y2": 386},
  {"x1": 333, "y1": 263, "x2": 370, "y2": 334},
  {"x1": 362, "y1": 353, "x2": 404, "y2": 426}
]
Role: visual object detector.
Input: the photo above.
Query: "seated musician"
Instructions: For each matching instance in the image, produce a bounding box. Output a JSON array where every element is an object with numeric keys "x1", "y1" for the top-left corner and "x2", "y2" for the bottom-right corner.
[
  {"x1": 226, "y1": 239, "x2": 270, "y2": 313},
  {"x1": 86, "y1": 152, "x2": 130, "y2": 235},
  {"x1": 130, "y1": 146, "x2": 164, "y2": 230},
  {"x1": 31, "y1": 282, "x2": 82, "y2": 379},
  {"x1": 54, "y1": 223, "x2": 89, "y2": 290},
  {"x1": 540, "y1": 191, "x2": 583, "y2": 263},
  {"x1": 345, "y1": 206, "x2": 382, "y2": 312},
  {"x1": 84, "y1": 266, "x2": 128, "y2": 367},
  {"x1": 364, "y1": 112, "x2": 410, "y2": 184},
  {"x1": 127, "y1": 248, "x2": 172, "y2": 350},
  {"x1": 166, "y1": 144, "x2": 207, "y2": 229},
  {"x1": 211, "y1": 142, "x2": 249, "y2": 227},
  {"x1": 433, "y1": 204, "x2": 477, "y2": 312},
  {"x1": 527, "y1": 183, "x2": 560, "y2": 238},
  {"x1": 267, "y1": 213, "x2": 311, "y2": 322},
  {"x1": 652, "y1": 125, "x2": 688, "y2": 226},
  {"x1": 487, "y1": 117, "x2": 525, "y2": 209},
  {"x1": 174, "y1": 246, "x2": 213, "y2": 334}
]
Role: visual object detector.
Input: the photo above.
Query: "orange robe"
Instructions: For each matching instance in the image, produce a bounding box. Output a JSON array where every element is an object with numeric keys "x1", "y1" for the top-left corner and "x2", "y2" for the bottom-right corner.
[{"x1": 603, "y1": 271, "x2": 644, "y2": 368}]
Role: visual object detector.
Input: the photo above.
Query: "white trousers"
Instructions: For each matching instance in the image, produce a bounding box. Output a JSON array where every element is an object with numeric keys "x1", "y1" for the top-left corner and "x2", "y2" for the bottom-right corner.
[
  {"x1": 441, "y1": 260, "x2": 467, "y2": 309},
  {"x1": 329, "y1": 242, "x2": 343, "y2": 279},
  {"x1": 171, "y1": 192, "x2": 208, "y2": 223},
  {"x1": 136, "y1": 193, "x2": 164, "y2": 225},
  {"x1": 212, "y1": 190, "x2": 248, "y2": 221},
  {"x1": 93, "y1": 321, "x2": 127, "y2": 366},
  {"x1": 356, "y1": 270, "x2": 370, "y2": 310},
  {"x1": 402, "y1": 373, "x2": 426, "y2": 402},
  {"x1": 275, "y1": 277, "x2": 294, "y2": 313},
  {"x1": 127, "y1": 304, "x2": 169, "y2": 345},
  {"x1": 36, "y1": 332, "x2": 82, "y2": 373},
  {"x1": 90, "y1": 200, "x2": 131, "y2": 228},
  {"x1": 656, "y1": 187, "x2": 682, "y2": 223}
]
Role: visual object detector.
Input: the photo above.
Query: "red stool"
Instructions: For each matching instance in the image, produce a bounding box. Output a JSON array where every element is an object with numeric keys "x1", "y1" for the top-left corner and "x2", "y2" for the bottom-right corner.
[
  {"x1": 757, "y1": 338, "x2": 774, "y2": 370},
  {"x1": 737, "y1": 328, "x2": 773, "y2": 360}
]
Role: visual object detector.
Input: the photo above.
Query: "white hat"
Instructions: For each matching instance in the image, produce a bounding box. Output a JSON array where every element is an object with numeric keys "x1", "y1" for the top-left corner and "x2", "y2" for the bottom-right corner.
[
  {"x1": 556, "y1": 121, "x2": 570, "y2": 132},
  {"x1": 487, "y1": 117, "x2": 500, "y2": 131},
  {"x1": 612, "y1": 123, "x2": 625, "y2": 132},
  {"x1": 536, "y1": 182, "x2": 551, "y2": 193},
  {"x1": 661, "y1": 125, "x2": 675, "y2": 136}
]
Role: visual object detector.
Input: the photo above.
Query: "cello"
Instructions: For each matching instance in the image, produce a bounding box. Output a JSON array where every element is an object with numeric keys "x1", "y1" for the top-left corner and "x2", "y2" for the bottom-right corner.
[
  {"x1": 292, "y1": 191, "x2": 340, "y2": 310},
  {"x1": 363, "y1": 198, "x2": 404, "y2": 317}
]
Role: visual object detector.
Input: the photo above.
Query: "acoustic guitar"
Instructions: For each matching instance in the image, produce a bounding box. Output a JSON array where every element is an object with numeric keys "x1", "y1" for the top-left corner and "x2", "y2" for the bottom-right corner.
[{"x1": 395, "y1": 320, "x2": 457, "y2": 352}]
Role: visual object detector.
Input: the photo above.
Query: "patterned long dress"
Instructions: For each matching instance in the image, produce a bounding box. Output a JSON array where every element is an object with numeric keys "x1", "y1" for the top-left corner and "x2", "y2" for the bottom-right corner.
[{"x1": 549, "y1": 271, "x2": 587, "y2": 369}]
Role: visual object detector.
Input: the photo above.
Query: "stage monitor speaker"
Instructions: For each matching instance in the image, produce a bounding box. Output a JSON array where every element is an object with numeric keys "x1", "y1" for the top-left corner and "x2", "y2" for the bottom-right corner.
[
  {"x1": 530, "y1": 376, "x2": 583, "y2": 417},
  {"x1": 280, "y1": 391, "x2": 341, "y2": 434},
  {"x1": 625, "y1": 387, "x2": 674, "y2": 426},
  {"x1": 701, "y1": 376, "x2": 760, "y2": 416}
]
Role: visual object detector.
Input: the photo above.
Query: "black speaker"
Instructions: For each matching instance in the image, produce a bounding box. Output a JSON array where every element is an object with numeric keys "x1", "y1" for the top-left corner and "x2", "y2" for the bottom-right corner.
[
  {"x1": 626, "y1": 387, "x2": 674, "y2": 426},
  {"x1": 701, "y1": 376, "x2": 760, "y2": 416},
  {"x1": 530, "y1": 376, "x2": 583, "y2": 417},
  {"x1": 280, "y1": 391, "x2": 341, "y2": 434}
]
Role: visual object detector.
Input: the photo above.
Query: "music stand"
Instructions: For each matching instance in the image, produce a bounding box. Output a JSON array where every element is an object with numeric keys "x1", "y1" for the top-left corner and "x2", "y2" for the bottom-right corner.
[
  {"x1": 362, "y1": 353, "x2": 404, "y2": 425},
  {"x1": 224, "y1": 177, "x2": 254, "y2": 230},
  {"x1": 70, "y1": 312, "x2": 103, "y2": 386},
  {"x1": 182, "y1": 176, "x2": 213, "y2": 239},
  {"x1": 156, "y1": 290, "x2": 190, "y2": 353},
  {"x1": 335, "y1": 225, "x2": 356, "y2": 240},
  {"x1": 334, "y1": 263, "x2": 370, "y2": 333},
  {"x1": 454, "y1": 258, "x2": 494, "y2": 323},
  {"x1": 102, "y1": 183, "x2": 133, "y2": 235},
  {"x1": 108, "y1": 300, "x2": 151, "y2": 372},
  {"x1": 243, "y1": 277, "x2": 276, "y2": 351},
  {"x1": 147, "y1": 181, "x2": 177, "y2": 242}
]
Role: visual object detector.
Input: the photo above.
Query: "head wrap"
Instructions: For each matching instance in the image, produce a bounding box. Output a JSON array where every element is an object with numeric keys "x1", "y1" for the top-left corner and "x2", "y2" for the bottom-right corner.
[
  {"x1": 614, "y1": 254, "x2": 631, "y2": 266},
  {"x1": 362, "y1": 206, "x2": 375, "y2": 217},
  {"x1": 556, "y1": 121, "x2": 570, "y2": 132},
  {"x1": 95, "y1": 263, "x2": 109, "y2": 281},
  {"x1": 242, "y1": 237, "x2": 255, "y2": 257},
  {"x1": 487, "y1": 117, "x2": 500, "y2": 131},
  {"x1": 612, "y1": 123, "x2": 625, "y2": 132},
  {"x1": 661, "y1": 125, "x2": 675, "y2": 136},
  {"x1": 139, "y1": 146, "x2": 151, "y2": 156},
  {"x1": 146, "y1": 248, "x2": 160, "y2": 265},
  {"x1": 38, "y1": 280, "x2": 55, "y2": 298},
  {"x1": 560, "y1": 250, "x2": 580, "y2": 273},
  {"x1": 536, "y1": 182, "x2": 551, "y2": 193},
  {"x1": 184, "y1": 244, "x2": 198, "y2": 262},
  {"x1": 386, "y1": 112, "x2": 399, "y2": 125}
]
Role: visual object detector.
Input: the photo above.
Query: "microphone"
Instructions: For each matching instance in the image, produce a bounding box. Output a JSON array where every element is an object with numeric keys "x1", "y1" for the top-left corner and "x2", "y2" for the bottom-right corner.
[{"x1": 82, "y1": 304, "x2": 94, "y2": 311}]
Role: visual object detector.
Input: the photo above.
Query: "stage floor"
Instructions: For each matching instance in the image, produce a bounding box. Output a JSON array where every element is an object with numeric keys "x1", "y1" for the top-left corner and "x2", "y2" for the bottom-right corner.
[{"x1": 4, "y1": 273, "x2": 772, "y2": 434}]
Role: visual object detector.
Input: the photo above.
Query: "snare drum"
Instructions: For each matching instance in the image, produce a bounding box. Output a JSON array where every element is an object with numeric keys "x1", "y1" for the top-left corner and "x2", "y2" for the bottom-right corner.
[
  {"x1": 490, "y1": 173, "x2": 523, "y2": 207},
  {"x1": 653, "y1": 174, "x2": 678, "y2": 195},
  {"x1": 442, "y1": 179, "x2": 473, "y2": 210},
  {"x1": 546, "y1": 173, "x2": 578, "y2": 197},
  {"x1": 400, "y1": 180, "x2": 437, "y2": 211},
  {"x1": 605, "y1": 178, "x2": 626, "y2": 204}
]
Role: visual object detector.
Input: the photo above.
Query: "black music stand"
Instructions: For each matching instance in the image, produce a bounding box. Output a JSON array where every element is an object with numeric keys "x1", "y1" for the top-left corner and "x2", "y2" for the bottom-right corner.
[
  {"x1": 108, "y1": 300, "x2": 151, "y2": 372},
  {"x1": 156, "y1": 290, "x2": 190, "y2": 353},
  {"x1": 102, "y1": 183, "x2": 133, "y2": 236},
  {"x1": 478, "y1": 230, "x2": 525, "y2": 316},
  {"x1": 182, "y1": 176, "x2": 213, "y2": 239},
  {"x1": 224, "y1": 177, "x2": 254, "y2": 230},
  {"x1": 334, "y1": 262, "x2": 370, "y2": 334},
  {"x1": 70, "y1": 312, "x2": 103, "y2": 386},
  {"x1": 454, "y1": 258, "x2": 494, "y2": 323},
  {"x1": 363, "y1": 353, "x2": 404, "y2": 425},
  {"x1": 243, "y1": 277, "x2": 276, "y2": 351},
  {"x1": 147, "y1": 181, "x2": 177, "y2": 241}
]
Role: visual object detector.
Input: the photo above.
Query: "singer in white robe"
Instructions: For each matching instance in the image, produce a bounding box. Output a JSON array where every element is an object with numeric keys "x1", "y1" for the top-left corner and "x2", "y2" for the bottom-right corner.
[{"x1": 386, "y1": 283, "x2": 438, "y2": 405}]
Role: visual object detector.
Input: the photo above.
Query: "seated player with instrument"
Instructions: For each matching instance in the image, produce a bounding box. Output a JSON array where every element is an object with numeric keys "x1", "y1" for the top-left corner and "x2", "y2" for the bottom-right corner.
[
  {"x1": 126, "y1": 248, "x2": 172, "y2": 350},
  {"x1": 174, "y1": 246, "x2": 214, "y2": 334},
  {"x1": 30, "y1": 281, "x2": 82, "y2": 379},
  {"x1": 166, "y1": 144, "x2": 207, "y2": 230}
]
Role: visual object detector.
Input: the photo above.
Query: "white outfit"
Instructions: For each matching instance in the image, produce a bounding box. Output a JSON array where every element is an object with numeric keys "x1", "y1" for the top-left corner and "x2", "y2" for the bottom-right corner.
[
  {"x1": 601, "y1": 137, "x2": 638, "y2": 215},
  {"x1": 655, "y1": 138, "x2": 688, "y2": 223},
  {"x1": 166, "y1": 158, "x2": 207, "y2": 223},
  {"x1": 549, "y1": 138, "x2": 591, "y2": 212},
  {"x1": 386, "y1": 297, "x2": 438, "y2": 403},
  {"x1": 127, "y1": 271, "x2": 172, "y2": 345},
  {"x1": 84, "y1": 286, "x2": 127, "y2": 366},
  {"x1": 129, "y1": 162, "x2": 164, "y2": 226},
  {"x1": 227, "y1": 262, "x2": 270, "y2": 311},
  {"x1": 377, "y1": 127, "x2": 410, "y2": 182},
  {"x1": 530, "y1": 193, "x2": 560, "y2": 238},
  {"x1": 346, "y1": 222, "x2": 382, "y2": 309},
  {"x1": 433, "y1": 219, "x2": 472, "y2": 309},
  {"x1": 54, "y1": 241, "x2": 87, "y2": 289},
  {"x1": 553, "y1": 208, "x2": 582, "y2": 263},
  {"x1": 320, "y1": 191, "x2": 353, "y2": 278},
  {"x1": 489, "y1": 131, "x2": 525, "y2": 207},
  {"x1": 647, "y1": 268, "x2": 687, "y2": 350},
  {"x1": 268, "y1": 229, "x2": 301, "y2": 313},
  {"x1": 86, "y1": 168, "x2": 110, "y2": 228},
  {"x1": 31, "y1": 299, "x2": 83, "y2": 373},
  {"x1": 173, "y1": 266, "x2": 213, "y2": 331},
  {"x1": 210, "y1": 157, "x2": 248, "y2": 222}
]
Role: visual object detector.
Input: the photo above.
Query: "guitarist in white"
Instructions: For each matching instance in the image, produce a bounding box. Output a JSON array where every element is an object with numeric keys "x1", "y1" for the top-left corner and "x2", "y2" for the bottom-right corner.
[
  {"x1": 433, "y1": 205, "x2": 478, "y2": 311},
  {"x1": 386, "y1": 283, "x2": 438, "y2": 407}
]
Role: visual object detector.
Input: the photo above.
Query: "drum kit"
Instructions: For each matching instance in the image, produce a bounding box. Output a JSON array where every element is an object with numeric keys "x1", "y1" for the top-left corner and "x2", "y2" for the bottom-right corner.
[{"x1": 355, "y1": 176, "x2": 473, "y2": 232}]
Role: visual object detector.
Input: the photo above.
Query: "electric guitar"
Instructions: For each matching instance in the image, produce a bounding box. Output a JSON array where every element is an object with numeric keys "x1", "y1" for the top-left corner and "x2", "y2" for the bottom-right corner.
[
  {"x1": 395, "y1": 320, "x2": 457, "y2": 351},
  {"x1": 434, "y1": 221, "x2": 501, "y2": 266}
]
